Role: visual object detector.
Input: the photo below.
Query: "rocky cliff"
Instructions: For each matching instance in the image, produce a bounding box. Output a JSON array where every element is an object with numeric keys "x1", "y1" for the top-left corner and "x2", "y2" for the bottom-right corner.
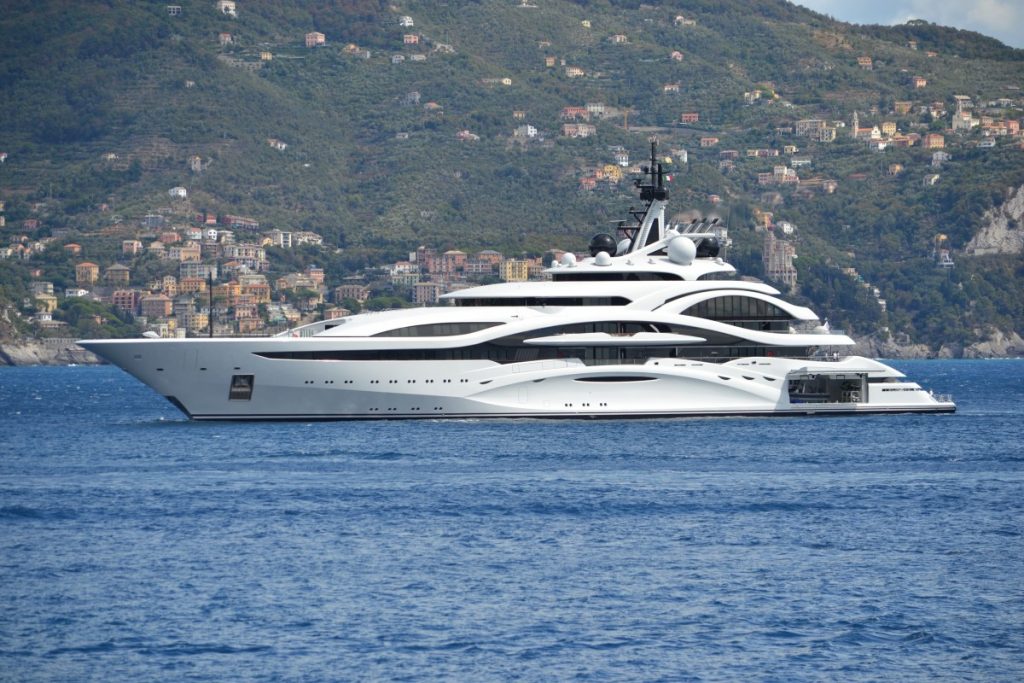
[
  {"x1": 966, "y1": 184, "x2": 1024, "y2": 255},
  {"x1": 0, "y1": 339, "x2": 101, "y2": 366},
  {"x1": 853, "y1": 328, "x2": 1024, "y2": 359}
]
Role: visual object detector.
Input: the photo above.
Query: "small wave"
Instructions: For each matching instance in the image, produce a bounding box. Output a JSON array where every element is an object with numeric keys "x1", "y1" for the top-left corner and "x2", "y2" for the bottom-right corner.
[
  {"x1": 137, "y1": 642, "x2": 273, "y2": 656},
  {"x1": 0, "y1": 505, "x2": 77, "y2": 521}
]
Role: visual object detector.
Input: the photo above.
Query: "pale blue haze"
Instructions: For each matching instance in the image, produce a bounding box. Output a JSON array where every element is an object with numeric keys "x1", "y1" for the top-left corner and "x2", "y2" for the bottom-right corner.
[{"x1": 1, "y1": 361, "x2": 1022, "y2": 681}]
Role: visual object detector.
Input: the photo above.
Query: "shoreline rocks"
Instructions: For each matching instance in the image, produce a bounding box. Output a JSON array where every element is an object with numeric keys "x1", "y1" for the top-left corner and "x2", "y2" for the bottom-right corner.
[{"x1": 0, "y1": 339, "x2": 102, "y2": 366}]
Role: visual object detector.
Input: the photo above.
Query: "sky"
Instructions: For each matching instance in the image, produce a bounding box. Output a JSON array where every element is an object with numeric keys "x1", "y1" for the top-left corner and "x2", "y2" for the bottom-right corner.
[{"x1": 790, "y1": 0, "x2": 1024, "y2": 49}]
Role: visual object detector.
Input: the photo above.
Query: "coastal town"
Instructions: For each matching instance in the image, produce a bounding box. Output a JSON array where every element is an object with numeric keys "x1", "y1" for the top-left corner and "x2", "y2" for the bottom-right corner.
[{"x1": 1, "y1": 2, "x2": 1022, "y2": 349}]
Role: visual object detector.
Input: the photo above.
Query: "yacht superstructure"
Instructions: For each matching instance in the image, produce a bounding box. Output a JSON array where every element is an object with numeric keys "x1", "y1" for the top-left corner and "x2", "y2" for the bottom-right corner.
[{"x1": 79, "y1": 144, "x2": 954, "y2": 419}]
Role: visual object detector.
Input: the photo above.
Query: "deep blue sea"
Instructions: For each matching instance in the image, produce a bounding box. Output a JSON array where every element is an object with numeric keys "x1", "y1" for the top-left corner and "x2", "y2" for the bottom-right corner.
[{"x1": 1, "y1": 360, "x2": 1022, "y2": 682}]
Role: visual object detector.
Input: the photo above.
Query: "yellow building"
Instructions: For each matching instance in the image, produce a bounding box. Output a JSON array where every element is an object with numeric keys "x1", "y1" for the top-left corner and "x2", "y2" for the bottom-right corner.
[
  {"x1": 34, "y1": 293, "x2": 58, "y2": 313},
  {"x1": 499, "y1": 259, "x2": 529, "y2": 282},
  {"x1": 75, "y1": 262, "x2": 99, "y2": 285}
]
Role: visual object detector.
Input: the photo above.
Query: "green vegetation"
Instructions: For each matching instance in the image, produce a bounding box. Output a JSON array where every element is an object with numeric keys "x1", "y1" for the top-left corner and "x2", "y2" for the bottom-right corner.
[{"x1": 0, "y1": 0, "x2": 1022, "y2": 350}]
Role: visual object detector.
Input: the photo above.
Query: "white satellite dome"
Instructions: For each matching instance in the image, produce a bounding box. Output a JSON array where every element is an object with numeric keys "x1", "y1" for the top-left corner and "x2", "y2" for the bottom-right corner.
[{"x1": 667, "y1": 236, "x2": 696, "y2": 265}]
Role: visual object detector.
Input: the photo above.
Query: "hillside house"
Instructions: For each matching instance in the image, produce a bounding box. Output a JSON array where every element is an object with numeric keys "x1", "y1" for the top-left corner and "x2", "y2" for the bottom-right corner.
[
  {"x1": 267, "y1": 138, "x2": 287, "y2": 151},
  {"x1": 513, "y1": 110, "x2": 527, "y2": 120},
  {"x1": 953, "y1": 110, "x2": 979, "y2": 131},
  {"x1": 104, "y1": 264, "x2": 131, "y2": 286},
  {"x1": 795, "y1": 119, "x2": 826, "y2": 137},
  {"x1": 609, "y1": 34, "x2": 628, "y2": 44},
  {"x1": 76, "y1": 262, "x2": 100, "y2": 285},
  {"x1": 561, "y1": 106, "x2": 590, "y2": 121},
  {"x1": 305, "y1": 32, "x2": 325, "y2": 48},
  {"x1": 333, "y1": 284, "x2": 370, "y2": 304},
  {"x1": 112, "y1": 290, "x2": 141, "y2": 315},
  {"x1": 586, "y1": 102, "x2": 606, "y2": 117},
  {"x1": 581, "y1": 20, "x2": 591, "y2": 28},
  {"x1": 680, "y1": 112, "x2": 699, "y2": 124},
  {"x1": 514, "y1": 125, "x2": 538, "y2": 139},
  {"x1": 440, "y1": 250, "x2": 467, "y2": 276},
  {"x1": 177, "y1": 277, "x2": 208, "y2": 295},
  {"x1": 663, "y1": 83, "x2": 680, "y2": 94},
  {"x1": 924, "y1": 133, "x2": 945, "y2": 149},
  {"x1": 894, "y1": 101, "x2": 913, "y2": 115},
  {"x1": 475, "y1": 250, "x2": 503, "y2": 266},
  {"x1": 167, "y1": 6, "x2": 181, "y2": 16},
  {"x1": 887, "y1": 163, "x2": 904, "y2": 176},
  {"x1": 699, "y1": 137, "x2": 719, "y2": 147},
  {"x1": 857, "y1": 56, "x2": 873, "y2": 70},
  {"x1": 403, "y1": 34, "x2": 419, "y2": 45},
  {"x1": 399, "y1": 16, "x2": 414, "y2": 27},
  {"x1": 500, "y1": 259, "x2": 530, "y2": 282},
  {"x1": 30, "y1": 281, "x2": 54, "y2": 297},
  {"x1": 923, "y1": 174, "x2": 941, "y2": 186},
  {"x1": 260, "y1": 51, "x2": 273, "y2": 61},
  {"x1": 221, "y1": 215, "x2": 259, "y2": 230},
  {"x1": 562, "y1": 123, "x2": 596, "y2": 138},
  {"x1": 565, "y1": 66, "x2": 585, "y2": 78},
  {"x1": 64, "y1": 243, "x2": 82, "y2": 255},
  {"x1": 670, "y1": 51, "x2": 684, "y2": 61},
  {"x1": 456, "y1": 130, "x2": 480, "y2": 141},
  {"x1": 913, "y1": 76, "x2": 927, "y2": 89},
  {"x1": 217, "y1": 1, "x2": 236, "y2": 17},
  {"x1": 881, "y1": 121, "x2": 897, "y2": 136},
  {"x1": 141, "y1": 294, "x2": 173, "y2": 319},
  {"x1": 169, "y1": 243, "x2": 202, "y2": 263},
  {"x1": 169, "y1": 186, "x2": 187, "y2": 199},
  {"x1": 545, "y1": 56, "x2": 556, "y2": 67},
  {"x1": 218, "y1": 32, "x2": 232, "y2": 46},
  {"x1": 34, "y1": 292, "x2": 59, "y2": 314},
  {"x1": 123, "y1": 240, "x2": 143, "y2": 256},
  {"x1": 391, "y1": 54, "x2": 405, "y2": 64},
  {"x1": 674, "y1": 16, "x2": 697, "y2": 26},
  {"x1": 931, "y1": 151, "x2": 951, "y2": 167}
]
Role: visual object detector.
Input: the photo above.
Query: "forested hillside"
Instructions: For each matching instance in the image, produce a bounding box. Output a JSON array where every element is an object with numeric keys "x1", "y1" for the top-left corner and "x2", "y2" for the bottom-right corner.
[{"x1": 1, "y1": 0, "x2": 1022, "y2": 351}]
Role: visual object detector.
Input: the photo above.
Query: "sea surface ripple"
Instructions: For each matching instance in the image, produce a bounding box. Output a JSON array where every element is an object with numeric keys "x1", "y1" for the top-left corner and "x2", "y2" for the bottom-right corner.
[{"x1": 0, "y1": 360, "x2": 1022, "y2": 681}]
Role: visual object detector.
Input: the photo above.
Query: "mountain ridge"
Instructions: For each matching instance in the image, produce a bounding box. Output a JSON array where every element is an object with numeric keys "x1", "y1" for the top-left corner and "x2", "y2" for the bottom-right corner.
[{"x1": 0, "y1": 0, "x2": 1022, "y2": 351}]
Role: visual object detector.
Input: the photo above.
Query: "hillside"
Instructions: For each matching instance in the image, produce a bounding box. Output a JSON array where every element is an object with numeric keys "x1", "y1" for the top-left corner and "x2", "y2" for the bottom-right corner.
[{"x1": 1, "y1": 0, "x2": 1022, "y2": 352}]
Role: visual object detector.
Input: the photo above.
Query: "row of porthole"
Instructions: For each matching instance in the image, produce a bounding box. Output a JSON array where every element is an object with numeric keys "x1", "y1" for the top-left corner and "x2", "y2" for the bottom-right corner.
[
  {"x1": 563, "y1": 402, "x2": 609, "y2": 408},
  {"x1": 366, "y1": 406, "x2": 446, "y2": 412},
  {"x1": 321, "y1": 379, "x2": 472, "y2": 385}
]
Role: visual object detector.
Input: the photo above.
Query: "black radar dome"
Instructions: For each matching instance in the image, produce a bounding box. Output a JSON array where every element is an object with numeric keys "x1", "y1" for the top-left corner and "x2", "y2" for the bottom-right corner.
[
  {"x1": 589, "y1": 233, "x2": 617, "y2": 256},
  {"x1": 696, "y1": 236, "x2": 720, "y2": 258}
]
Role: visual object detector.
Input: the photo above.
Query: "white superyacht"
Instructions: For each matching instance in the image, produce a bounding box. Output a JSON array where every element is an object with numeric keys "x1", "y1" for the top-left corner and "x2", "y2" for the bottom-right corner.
[{"x1": 80, "y1": 144, "x2": 955, "y2": 419}]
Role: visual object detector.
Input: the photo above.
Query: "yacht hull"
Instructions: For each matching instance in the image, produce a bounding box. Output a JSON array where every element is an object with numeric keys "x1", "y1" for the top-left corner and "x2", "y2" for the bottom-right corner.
[{"x1": 79, "y1": 338, "x2": 955, "y2": 420}]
